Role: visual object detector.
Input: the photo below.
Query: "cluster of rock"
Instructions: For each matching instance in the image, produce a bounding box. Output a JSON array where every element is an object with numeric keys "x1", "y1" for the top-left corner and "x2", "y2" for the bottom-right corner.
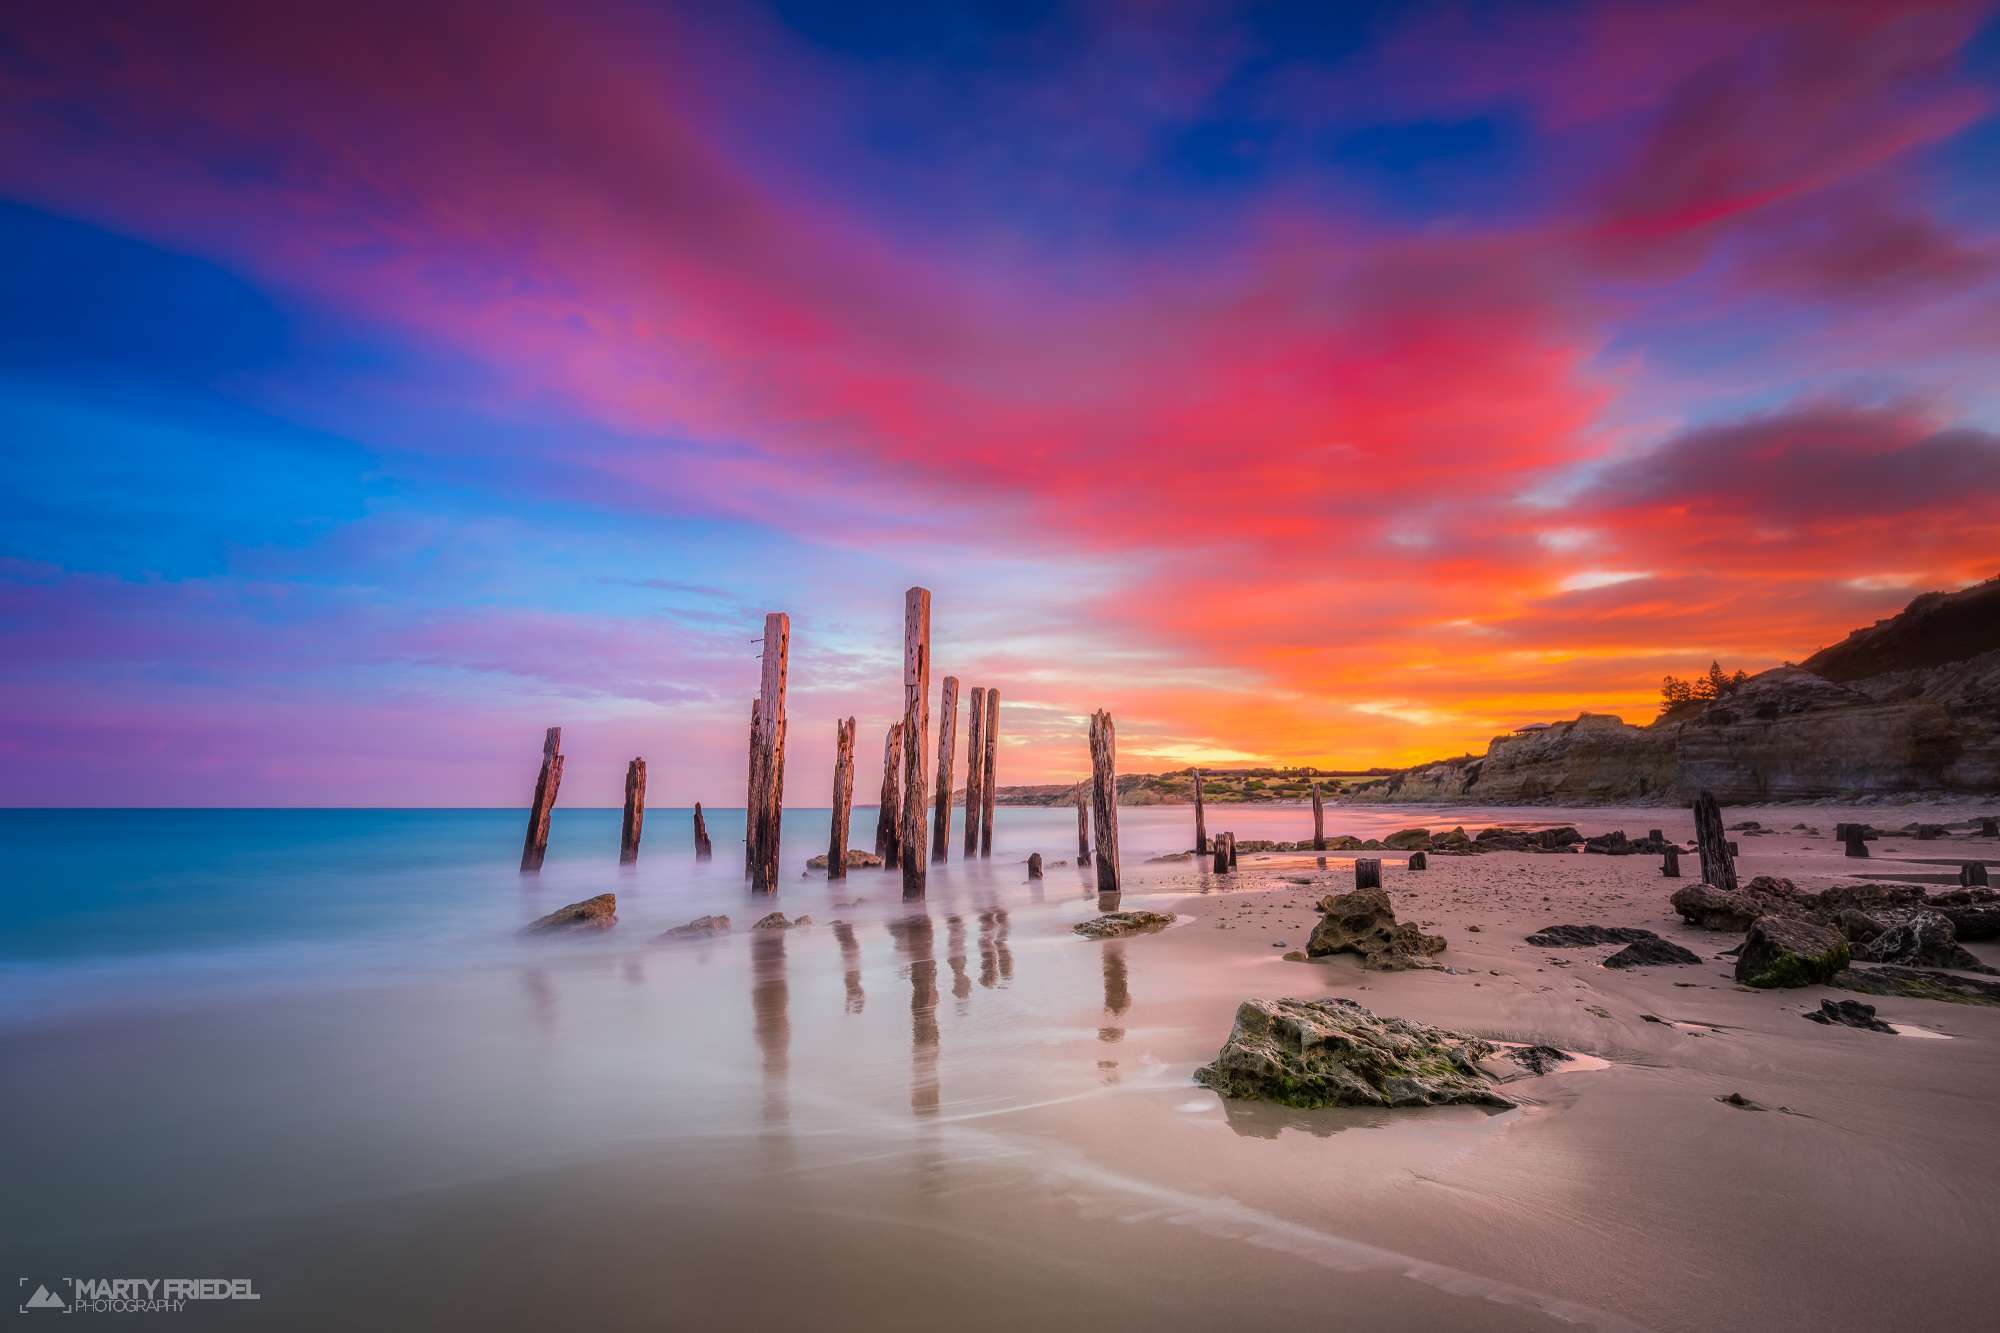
[
  {"x1": 1524, "y1": 922, "x2": 1699, "y2": 968},
  {"x1": 1670, "y1": 874, "x2": 1999, "y2": 1000},
  {"x1": 1305, "y1": 888, "x2": 1446, "y2": 970},
  {"x1": 1228, "y1": 824, "x2": 1681, "y2": 857},
  {"x1": 1193, "y1": 997, "x2": 1513, "y2": 1108}
]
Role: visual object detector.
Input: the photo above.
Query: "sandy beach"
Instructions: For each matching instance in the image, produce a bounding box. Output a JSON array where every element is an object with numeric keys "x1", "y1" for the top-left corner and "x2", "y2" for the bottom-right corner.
[{"x1": 5, "y1": 802, "x2": 1996, "y2": 1331}]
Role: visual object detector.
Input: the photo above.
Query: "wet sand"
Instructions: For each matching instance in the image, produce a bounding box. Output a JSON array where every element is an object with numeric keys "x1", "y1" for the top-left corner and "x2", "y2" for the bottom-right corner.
[{"x1": 6, "y1": 803, "x2": 1997, "y2": 1330}]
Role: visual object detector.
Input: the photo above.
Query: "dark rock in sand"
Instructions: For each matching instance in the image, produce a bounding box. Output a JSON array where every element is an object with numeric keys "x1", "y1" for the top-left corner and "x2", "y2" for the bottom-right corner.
[
  {"x1": 1431, "y1": 827, "x2": 1477, "y2": 853},
  {"x1": 1603, "y1": 937, "x2": 1703, "y2": 968},
  {"x1": 1860, "y1": 910, "x2": 1996, "y2": 973},
  {"x1": 1735, "y1": 916, "x2": 1850, "y2": 989},
  {"x1": 1802, "y1": 999, "x2": 1896, "y2": 1033},
  {"x1": 805, "y1": 849, "x2": 884, "y2": 870},
  {"x1": 1073, "y1": 910, "x2": 1176, "y2": 939},
  {"x1": 1475, "y1": 825, "x2": 1583, "y2": 853},
  {"x1": 1924, "y1": 890, "x2": 2000, "y2": 941},
  {"x1": 1671, "y1": 883, "x2": 1764, "y2": 932},
  {"x1": 521, "y1": 893, "x2": 617, "y2": 935},
  {"x1": 1193, "y1": 996, "x2": 1512, "y2": 1109},
  {"x1": 1306, "y1": 888, "x2": 1445, "y2": 970},
  {"x1": 1383, "y1": 827, "x2": 1433, "y2": 851},
  {"x1": 1832, "y1": 964, "x2": 2000, "y2": 1008},
  {"x1": 1507, "y1": 1044, "x2": 1573, "y2": 1076},
  {"x1": 1526, "y1": 924, "x2": 1660, "y2": 948},
  {"x1": 655, "y1": 913, "x2": 730, "y2": 942}
]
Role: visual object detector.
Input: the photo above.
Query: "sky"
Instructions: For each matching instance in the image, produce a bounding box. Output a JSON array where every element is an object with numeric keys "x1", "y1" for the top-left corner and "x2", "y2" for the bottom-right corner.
[{"x1": 2, "y1": 0, "x2": 1998, "y2": 807}]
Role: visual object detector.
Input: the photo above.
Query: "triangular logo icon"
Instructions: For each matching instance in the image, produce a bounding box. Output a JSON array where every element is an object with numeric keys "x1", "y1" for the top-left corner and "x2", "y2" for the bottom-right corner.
[{"x1": 24, "y1": 1284, "x2": 67, "y2": 1309}]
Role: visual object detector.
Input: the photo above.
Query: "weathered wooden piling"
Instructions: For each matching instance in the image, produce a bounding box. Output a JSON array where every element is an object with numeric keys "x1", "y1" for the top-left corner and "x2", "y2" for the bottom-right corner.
[
  {"x1": 1408, "y1": 850, "x2": 1428, "y2": 871},
  {"x1": 747, "y1": 613, "x2": 790, "y2": 895},
  {"x1": 931, "y1": 676, "x2": 959, "y2": 864},
  {"x1": 1982, "y1": 817, "x2": 1999, "y2": 837},
  {"x1": 1193, "y1": 769, "x2": 1208, "y2": 854},
  {"x1": 1964, "y1": 861, "x2": 1992, "y2": 888},
  {"x1": 744, "y1": 699, "x2": 759, "y2": 876},
  {"x1": 1355, "y1": 857, "x2": 1382, "y2": 890},
  {"x1": 963, "y1": 687, "x2": 987, "y2": 858},
  {"x1": 619, "y1": 757, "x2": 646, "y2": 864},
  {"x1": 1648, "y1": 828, "x2": 1664, "y2": 843},
  {"x1": 1311, "y1": 782, "x2": 1326, "y2": 851},
  {"x1": 1089, "y1": 710, "x2": 1120, "y2": 895},
  {"x1": 1844, "y1": 828, "x2": 1870, "y2": 858},
  {"x1": 1211, "y1": 834, "x2": 1229, "y2": 873},
  {"x1": 980, "y1": 688, "x2": 1000, "y2": 855},
  {"x1": 1075, "y1": 785, "x2": 1090, "y2": 859},
  {"x1": 1662, "y1": 845, "x2": 1681, "y2": 877},
  {"x1": 692, "y1": 802, "x2": 713, "y2": 860},
  {"x1": 900, "y1": 588, "x2": 932, "y2": 899},
  {"x1": 1028, "y1": 852, "x2": 1043, "y2": 879},
  {"x1": 520, "y1": 726, "x2": 563, "y2": 872},
  {"x1": 875, "y1": 723, "x2": 903, "y2": 869},
  {"x1": 1226, "y1": 831, "x2": 1238, "y2": 869},
  {"x1": 828, "y1": 717, "x2": 856, "y2": 880},
  {"x1": 1691, "y1": 789, "x2": 1736, "y2": 893}
]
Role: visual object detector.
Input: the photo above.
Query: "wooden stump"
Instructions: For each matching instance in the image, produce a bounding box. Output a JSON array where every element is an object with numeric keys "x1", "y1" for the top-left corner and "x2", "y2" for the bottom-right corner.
[
  {"x1": 828, "y1": 717, "x2": 856, "y2": 880},
  {"x1": 1844, "y1": 830, "x2": 1869, "y2": 858},
  {"x1": 619, "y1": 757, "x2": 646, "y2": 864},
  {"x1": 520, "y1": 726, "x2": 563, "y2": 872},
  {"x1": 1355, "y1": 857, "x2": 1381, "y2": 890},
  {"x1": 1647, "y1": 828, "x2": 1664, "y2": 843},
  {"x1": 1662, "y1": 845, "x2": 1681, "y2": 877},
  {"x1": 1964, "y1": 862, "x2": 1991, "y2": 888},
  {"x1": 1211, "y1": 833, "x2": 1229, "y2": 873},
  {"x1": 900, "y1": 588, "x2": 932, "y2": 899},
  {"x1": 1075, "y1": 785, "x2": 1090, "y2": 860},
  {"x1": 1691, "y1": 789, "x2": 1736, "y2": 893},
  {"x1": 1408, "y1": 851, "x2": 1427, "y2": 871},
  {"x1": 1193, "y1": 768, "x2": 1207, "y2": 854},
  {"x1": 980, "y1": 688, "x2": 1000, "y2": 856},
  {"x1": 963, "y1": 687, "x2": 986, "y2": 858},
  {"x1": 931, "y1": 676, "x2": 958, "y2": 864},
  {"x1": 748, "y1": 613, "x2": 790, "y2": 895},
  {"x1": 1028, "y1": 852, "x2": 1043, "y2": 879},
  {"x1": 1088, "y1": 710, "x2": 1120, "y2": 895},
  {"x1": 874, "y1": 723, "x2": 903, "y2": 869},
  {"x1": 744, "y1": 698, "x2": 760, "y2": 877},
  {"x1": 1226, "y1": 832, "x2": 1238, "y2": 869},
  {"x1": 1311, "y1": 782, "x2": 1325, "y2": 851},
  {"x1": 692, "y1": 802, "x2": 713, "y2": 860},
  {"x1": 1980, "y1": 817, "x2": 1998, "y2": 837}
]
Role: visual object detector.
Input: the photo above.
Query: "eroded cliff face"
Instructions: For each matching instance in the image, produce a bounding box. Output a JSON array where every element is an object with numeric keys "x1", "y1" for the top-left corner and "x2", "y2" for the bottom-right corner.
[{"x1": 1351, "y1": 580, "x2": 2000, "y2": 804}]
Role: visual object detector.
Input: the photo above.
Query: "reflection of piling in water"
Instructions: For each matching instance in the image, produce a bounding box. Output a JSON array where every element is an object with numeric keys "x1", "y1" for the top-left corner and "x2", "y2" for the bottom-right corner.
[
  {"x1": 887, "y1": 915, "x2": 939, "y2": 1115},
  {"x1": 750, "y1": 932, "x2": 791, "y2": 1124},
  {"x1": 1100, "y1": 941, "x2": 1129, "y2": 1043},
  {"x1": 945, "y1": 915, "x2": 973, "y2": 1007},
  {"x1": 833, "y1": 920, "x2": 865, "y2": 1014},
  {"x1": 976, "y1": 908, "x2": 1013, "y2": 986},
  {"x1": 519, "y1": 967, "x2": 555, "y2": 1033}
]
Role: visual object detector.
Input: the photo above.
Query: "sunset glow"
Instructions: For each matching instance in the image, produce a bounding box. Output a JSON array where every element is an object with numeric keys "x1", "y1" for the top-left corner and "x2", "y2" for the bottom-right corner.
[{"x1": 3, "y1": 0, "x2": 1998, "y2": 804}]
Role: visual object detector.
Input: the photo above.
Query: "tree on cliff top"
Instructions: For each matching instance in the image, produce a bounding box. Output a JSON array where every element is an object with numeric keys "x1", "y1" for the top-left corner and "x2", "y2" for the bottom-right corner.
[{"x1": 1660, "y1": 661, "x2": 1748, "y2": 714}]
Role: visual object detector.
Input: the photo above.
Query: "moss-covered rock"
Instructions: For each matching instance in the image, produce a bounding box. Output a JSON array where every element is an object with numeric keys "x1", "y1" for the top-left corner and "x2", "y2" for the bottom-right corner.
[
  {"x1": 1831, "y1": 964, "x2": 2000, "y2": 1007},
  {"x1": 1193, "y1": 996, "x2": 1512, "y2": 1109},
  {"x1": 1735, "y1": 916, "x2": 1849, "y2": 988},
  {"x1": 1073, "y1": 910, "x2": 1176, "y2": 939}
]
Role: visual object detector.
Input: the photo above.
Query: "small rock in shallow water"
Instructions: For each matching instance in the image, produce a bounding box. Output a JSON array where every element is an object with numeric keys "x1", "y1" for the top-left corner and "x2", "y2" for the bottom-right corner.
[
  {"x1": 1602, "y1": 937, "x2": 1703, "y2": 968},
  {"x1": 1073, "y1": 911, "x2": 1177, "y2": 939},
  {"x1": 655, "y1": 913, "x2": 730, "y2": 942},
  {"x1": 1193, "y1": 996, "x2": 1512, "y2": 1109},
  {"x1": 1508, "y1": 1044, "x2": 1573, "y2": 1076},
  {"x1": 1802, "y1": 999, "x2": 1895, "y2": 1033},
  {"x1": 521, "y1": 894, "x2": 617, "y2": 935}
]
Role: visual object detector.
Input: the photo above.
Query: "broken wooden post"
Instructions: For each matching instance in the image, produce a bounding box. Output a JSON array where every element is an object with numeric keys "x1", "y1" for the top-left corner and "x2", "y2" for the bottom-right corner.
[
  {"x1": 1691, "y1": 789, "x2": 1736, "y2": 892},
  {"x1": 1355, "y1": 857, "x2": 1381, "y2": 890},
  {"x1": 874, "y1": 723, "x2": 903, "y2": 869},
  {"x1": 1028, "y1": 852, "x2": 1043, "y2": 879},
  {"x1": 1210, "y1": 834, "x2": 1229, "y2": 873},
  {"x1": 1193, "y1": 768, "x2": 1208, "y2": 854},
  {"x1": 828, "y1": 717, "x2": 856, "y2": 880},
  {"x1": 980, "y1": 687, "x2": 1000, "y2": 856},
  {"x1": 1225, "y1": 831, "x2": 1238, "y2": 869},
  {"x1": 931, "y1": 675, "x2": 958, "y2": 864},
  {"x1": 692, "y1": 802, "x2": 713, "y2": 860},
  {"x1": 962, "y1": 686, "x2": 987, "y2": 858},
  {"x1": 1844, "y1": 828, "x2": 1869, "y2": 858},
  {"x1": 1981, "y1": 817, "x2": 1998, "y2": 837},
  {"x1": 748, "y1": 612, "x2": 790, "y2": 895},
  {"x1": 1408, "y1": 850, "x2": 1427, "y2": 871},
  {"x1": 619, "y1": 757, "x2": 646, "y2": 864},
  {"x1": 1075, "y1": 785, "x2": 1090, "y2": 860},
  {"x1": 900, "y1": 588, "x2": 932, "y2": 899},
  {"x1": 1088, "y1": 710, "x2": 1120, "y2": 895},
  {"x1": 1311, "y1": 782, "x2": 1325, "y2": 851},
  {"x1": 1662, "y1": 845, "x2": 1681, "y2": 877},
  {"x1": 744, "y1": 698, "x2": 759, "y2": 877},
  {"x1": 520, "y1": 726, "x2": 563, "y2": 872},
  {"x1": 1963, "y1": 862, "x2": 1991, "y2": 888}
]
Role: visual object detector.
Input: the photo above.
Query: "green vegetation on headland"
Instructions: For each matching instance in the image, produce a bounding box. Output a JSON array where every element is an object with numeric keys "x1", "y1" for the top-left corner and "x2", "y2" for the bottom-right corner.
[{"x1": 994, "y1": 767, "x2": 1388, "y2": 806}]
